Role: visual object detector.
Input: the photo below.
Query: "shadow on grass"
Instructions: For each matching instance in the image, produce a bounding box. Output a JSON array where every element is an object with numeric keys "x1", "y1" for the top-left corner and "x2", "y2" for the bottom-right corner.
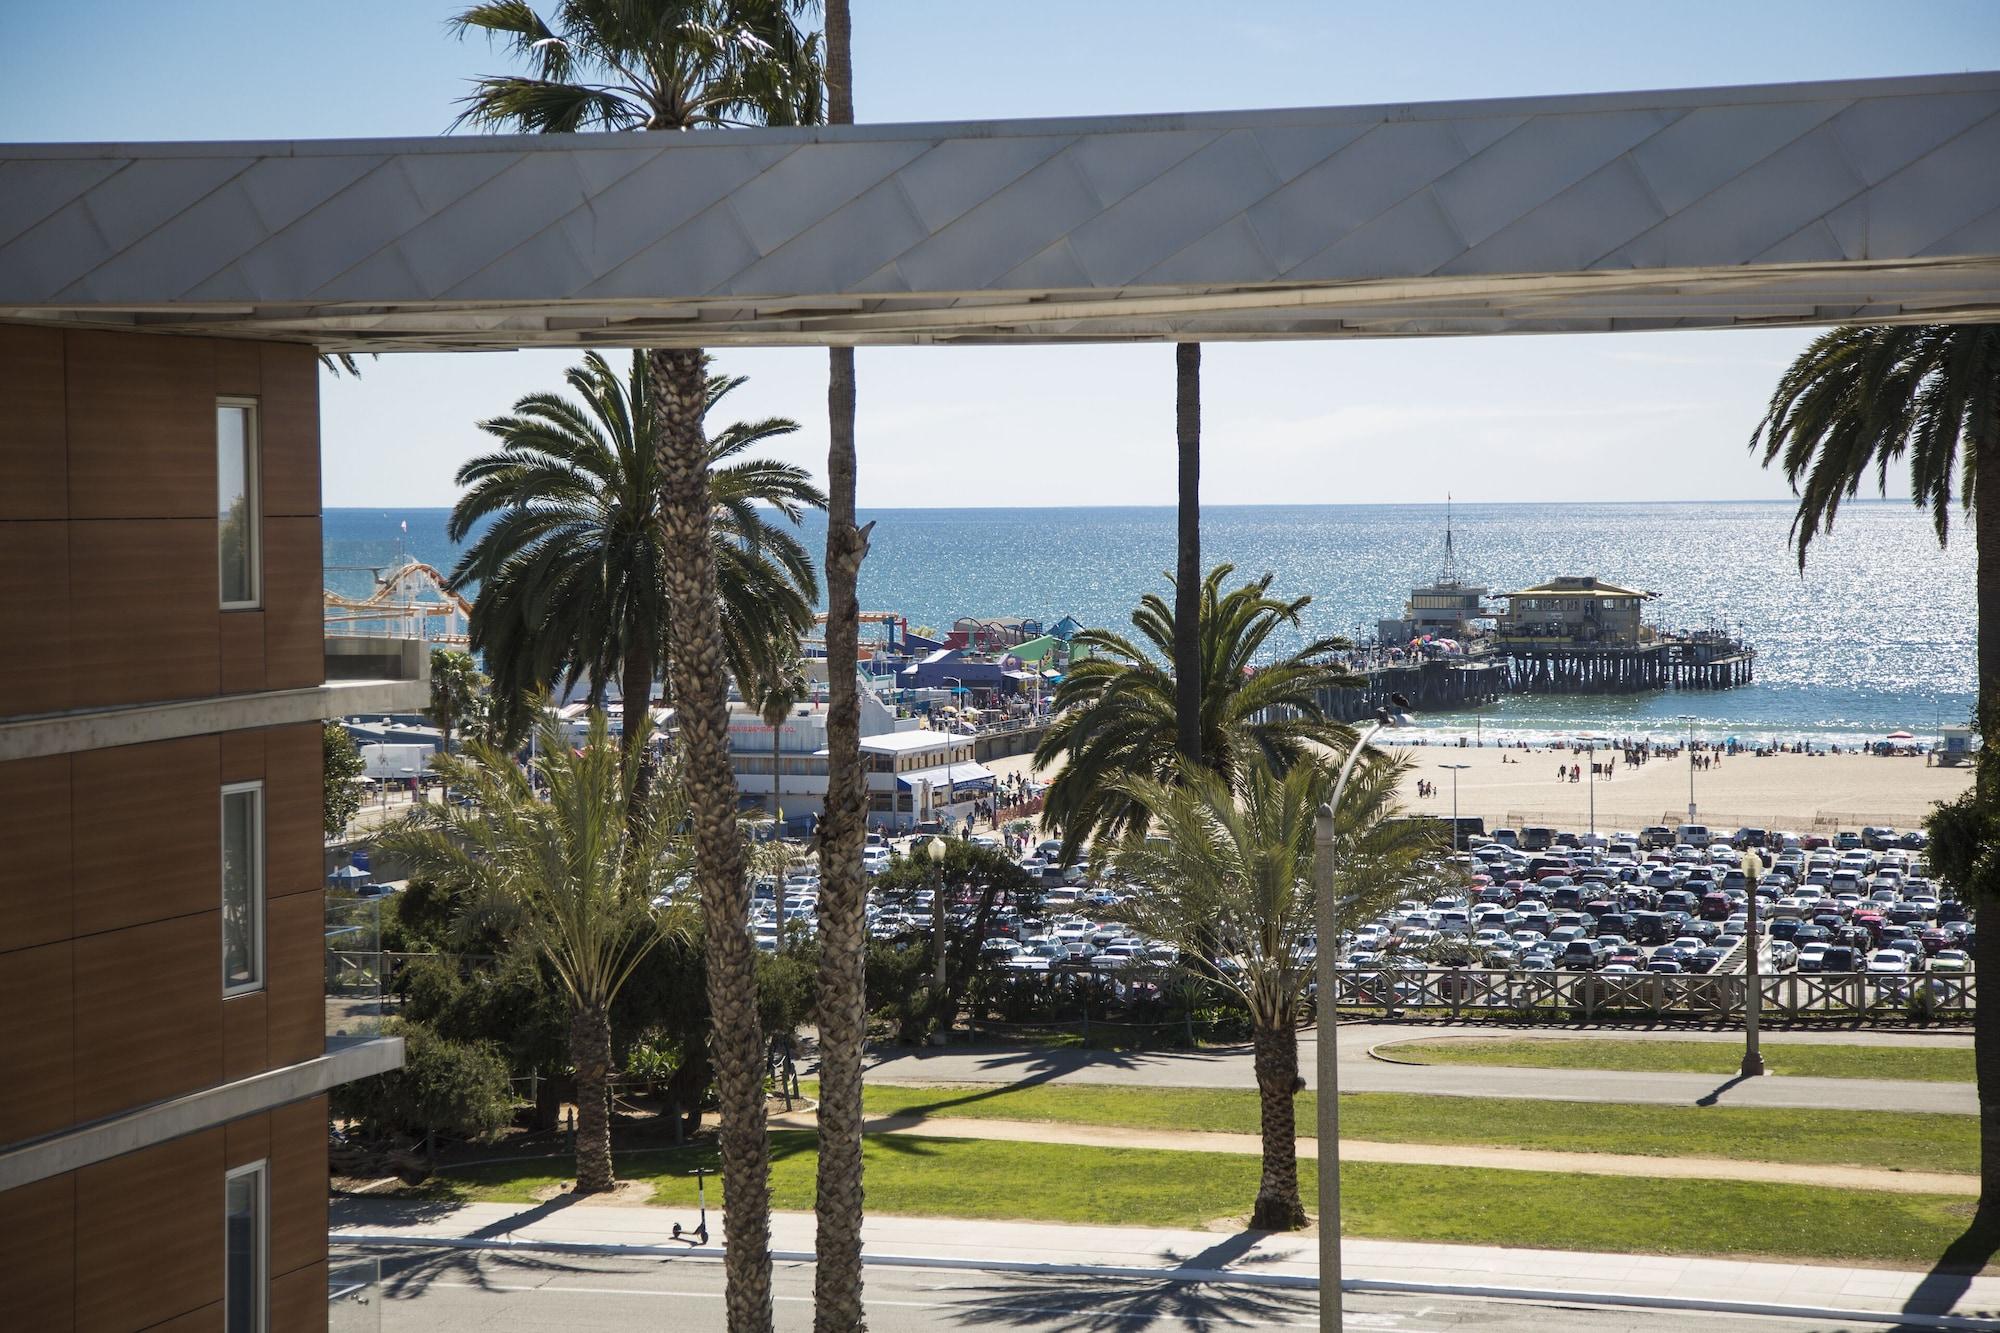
[
  {"x1": 1899, "y1": 1216, "x2": 2000, "y2": 1326},
  {"x1": 939, "y1": 1231, "x2": 1314, "y2": 1331}
]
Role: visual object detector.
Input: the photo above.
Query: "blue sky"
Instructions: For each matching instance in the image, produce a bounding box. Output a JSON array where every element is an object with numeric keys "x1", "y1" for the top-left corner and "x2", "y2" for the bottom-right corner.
[{"x1": 6, "y1": 1, "x2": 1999, "y2": 507}]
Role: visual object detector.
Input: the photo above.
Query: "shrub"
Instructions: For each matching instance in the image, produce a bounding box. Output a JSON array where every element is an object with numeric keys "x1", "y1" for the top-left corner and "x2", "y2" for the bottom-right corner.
[{"x1": 331, "y1": 1019, "x2": 514, "y2": 1153}]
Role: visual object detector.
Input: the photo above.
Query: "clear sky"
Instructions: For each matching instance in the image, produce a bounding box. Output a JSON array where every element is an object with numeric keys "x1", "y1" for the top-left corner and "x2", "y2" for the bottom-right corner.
[{"x1": 6, "y1": 1, "x2": 1998, "y2": 508}]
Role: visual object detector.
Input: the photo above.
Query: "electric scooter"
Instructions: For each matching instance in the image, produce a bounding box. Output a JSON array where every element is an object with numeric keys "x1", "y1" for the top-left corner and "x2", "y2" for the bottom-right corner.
[{"x1": 671, "y1": 1167, "x2": 710, "y2": 1245}]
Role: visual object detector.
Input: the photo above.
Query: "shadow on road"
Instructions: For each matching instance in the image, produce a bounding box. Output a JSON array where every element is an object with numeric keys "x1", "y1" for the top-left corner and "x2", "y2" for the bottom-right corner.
[
  {"x1": 939, "y1": 1230, "x2": 1314, "y2": 1331},
  {"x1": 1693, "y1": 1071, "x2": 1758, "y2": 1106}
]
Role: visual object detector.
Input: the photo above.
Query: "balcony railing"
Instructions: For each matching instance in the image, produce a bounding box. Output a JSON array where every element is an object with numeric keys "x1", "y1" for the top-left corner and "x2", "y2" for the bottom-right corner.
[{"x1": 326, "y1": 895, "x2": 384, "y2": 1039}]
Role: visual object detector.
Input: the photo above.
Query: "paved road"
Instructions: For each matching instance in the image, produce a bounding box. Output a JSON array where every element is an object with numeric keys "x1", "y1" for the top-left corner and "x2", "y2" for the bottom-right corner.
[
  {"x1": 337, "y1": 1244, "x2": 1859, "y2": 1332},
  {"x1": 856, "y1": 1023, "x2": 1978, "y2": 1113}
]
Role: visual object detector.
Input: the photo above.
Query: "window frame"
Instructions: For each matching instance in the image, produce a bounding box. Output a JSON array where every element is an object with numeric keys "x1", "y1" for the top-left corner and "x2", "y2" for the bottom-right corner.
[
  {"x1": 221, "y1": 780, "x2": 266, "y2": 997},
  {"x1": 224, "y1": 1158, "x2": 269, "y2": 1333},
  {"x1": 217, "y1": 397, "x2": 263, "y2": 611}
]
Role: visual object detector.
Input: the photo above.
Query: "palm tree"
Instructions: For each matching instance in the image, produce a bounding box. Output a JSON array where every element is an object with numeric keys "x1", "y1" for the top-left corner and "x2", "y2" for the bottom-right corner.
[
  {"x1": 1035, "y1": 564, "x2": 1365, "y2": 862},
  {"x1": 1175, "y1": 343, "x2": 1202, "y2": 767},
  {"x1": 1107, "y1": 753, "x2": 1434, "y2": 1229},
  {"x1": 427, "y1": 648, "x2": 486, "y2": 758},
  {"x1": 1750, "y1": 321, "x2": 2000, "y2": 1223},
  {"x1": 812, "y1": 3, "x2": 870, "y2": 1326},
  {"x1": 753, "y1": 653, "x2": 809, "y2": 941},
  {"x1": 447, "y1": 350, "x2": 823, "y2": 766},
  {"x1": 379, "y1": 711, "x2": 691, "y2": 1193},
  {"x1": 451, "y1": 9, "x2": 822, "y2": 1326}
]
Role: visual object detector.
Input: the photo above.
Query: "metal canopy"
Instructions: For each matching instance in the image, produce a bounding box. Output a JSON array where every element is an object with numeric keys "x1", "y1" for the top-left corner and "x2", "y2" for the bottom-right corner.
[{"x1": 3, "y1": 72, "x2": 1999, "y2": 351}]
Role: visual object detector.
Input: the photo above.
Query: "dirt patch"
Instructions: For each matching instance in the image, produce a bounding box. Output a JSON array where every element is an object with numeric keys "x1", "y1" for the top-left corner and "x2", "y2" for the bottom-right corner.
[{"x1": 528, "y1": 1177, "x2": 656, "y2": 1206}]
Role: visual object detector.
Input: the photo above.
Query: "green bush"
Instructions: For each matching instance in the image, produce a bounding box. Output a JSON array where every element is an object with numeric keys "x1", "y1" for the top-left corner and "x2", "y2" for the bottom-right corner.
[
  {"x1": 332, "y1": 1019, "x2": 514, "y2": 1150},
  {"x1": 757, "y1": 941, "x2": 820, "y2": 1037}
]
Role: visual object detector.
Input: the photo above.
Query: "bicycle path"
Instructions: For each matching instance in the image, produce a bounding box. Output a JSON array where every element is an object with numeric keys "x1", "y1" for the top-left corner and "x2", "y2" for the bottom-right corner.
[
  {"x1": 766, "y1": 1107, "x2": 1977, "y2": 1195},
  {"x1": 857, "y1": 1026, "x2": 1979, "y2": 1114}
]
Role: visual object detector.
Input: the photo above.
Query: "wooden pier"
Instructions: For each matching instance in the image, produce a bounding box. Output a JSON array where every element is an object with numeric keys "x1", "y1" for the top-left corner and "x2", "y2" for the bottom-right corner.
[{"x1": 1317, "y1": 637, "x2": 1753, "y2": 721}]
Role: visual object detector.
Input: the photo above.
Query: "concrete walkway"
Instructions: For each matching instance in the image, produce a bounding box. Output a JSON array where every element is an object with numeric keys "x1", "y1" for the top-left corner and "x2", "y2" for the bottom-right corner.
[
  {"x1": 857, "y1": 1023, "x2": 1979, "y2": 1113},
  {"x1": 331, "y1": 1196, "x2": 2000, "y2": 1326},
  {"x1": 765, "y1": 1107, "x2": 1979, "y2": 1195}
]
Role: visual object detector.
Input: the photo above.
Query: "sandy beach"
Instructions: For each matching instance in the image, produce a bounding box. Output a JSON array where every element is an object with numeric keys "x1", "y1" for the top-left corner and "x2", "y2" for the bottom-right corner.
[{"x1": 1388, "y1": 742, "x2": 1971, "y2": 835}]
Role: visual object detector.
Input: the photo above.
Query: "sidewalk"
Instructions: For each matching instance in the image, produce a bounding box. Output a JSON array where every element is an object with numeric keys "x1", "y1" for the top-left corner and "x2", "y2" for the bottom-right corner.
[{"x1": 332, "y1": 1196, "x2": 2000, "y2": 1326}]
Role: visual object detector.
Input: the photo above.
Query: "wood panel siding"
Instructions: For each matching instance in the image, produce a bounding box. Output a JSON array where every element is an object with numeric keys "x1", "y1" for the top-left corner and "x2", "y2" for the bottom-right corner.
[
  {"x1": 0, "y1": 324, "x2": 69, "y2": 521},
  {"x1": 0, "y1": 1174, "x2": 76, "y2": 1330},
  {"x1": 262, "y1": 515, "x2": 323, "y2": 690},
  {"x1": 71, "y1": 736, "x2": 220, "y2": 938},
  {"x1": 0, "y1": 939, "x2": 75, "y2": 1143},
  {"x1": 265, "y1": 723, "x2": 323, "y2": 899},
  {"x1": 75, "y1": 1128, "x2": 225, "y2": 1332},
  {"x1": 265, "y1": 891, "x2": 325, "y2": 1068},
  {"x1": 64, "y1": 330, "x2": 215, "y2": 522},
  {"x1": 0, "y1": 519, "x2": 71, "y2": 715},
  {"x1": 0, "y1": 753, "x2": 73, "y2": 952},
  {"x1": 69, "y1": 518, "x2": 222, "y2": 707},
  {"x1": 72, "y1": 912, "x2": 223, "y2": 1122}
]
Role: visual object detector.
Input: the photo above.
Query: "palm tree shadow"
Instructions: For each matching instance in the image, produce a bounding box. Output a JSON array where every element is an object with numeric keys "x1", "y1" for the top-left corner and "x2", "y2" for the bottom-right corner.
[
  {"x1": 347, "y1": 1239, "x2": 631, "y2": 1300},
  {"x1": 855, "y1": 1039, "x2": 1243, "y2": 1119},
  {"x1": 1899, "y1": 1219, "x2": 2000, "y2": 1326},
  {"x1": 938, "y1": 1242, "x2": 1316, "y2": 1333}
]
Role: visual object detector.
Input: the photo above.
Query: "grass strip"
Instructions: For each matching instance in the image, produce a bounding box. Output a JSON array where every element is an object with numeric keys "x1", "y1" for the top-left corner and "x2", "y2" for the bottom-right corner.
[
  {"x1": 1387, "y1": 1037, "x2": 1973, "y2": 1082},
  {"x1": 811, "y1": 1081, "x2": 1975, "y2": 1175},
  {"x1": 425, "y1": 1133, "x2": 1975, "y2": 1266}
]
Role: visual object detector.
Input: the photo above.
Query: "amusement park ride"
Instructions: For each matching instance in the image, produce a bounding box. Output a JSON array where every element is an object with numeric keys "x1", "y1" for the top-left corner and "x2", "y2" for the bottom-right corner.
[{"x1": 324, "y1": 561, "x2": 471, "y2": 646}]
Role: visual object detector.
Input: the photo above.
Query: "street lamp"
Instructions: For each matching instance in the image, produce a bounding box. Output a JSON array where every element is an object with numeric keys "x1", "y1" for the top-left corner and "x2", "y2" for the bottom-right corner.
[
  {"x1": 1678, "y1": 714, "x2": 1698, "y2": 824},
  {"x1": 1314, "y1": 693, "x2": 1410, "y2": 1333},
  {"x1": 1439, "y1": 763, "x2": 1469, "y2": 850},
  {"x1": 1741, "y1": 847, "x2": 1766, "y2": 1077},
  {"x1": 926, "y1": 835, "x2": 951, "y2": 1043},
  {"x1": 1575, "y1": 733, "x2": 1606, "y2": 841}
]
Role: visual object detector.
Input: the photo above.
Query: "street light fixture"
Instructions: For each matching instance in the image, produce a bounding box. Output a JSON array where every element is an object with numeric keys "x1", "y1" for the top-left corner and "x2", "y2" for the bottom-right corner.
[
  {"x1": 925, "y1": 835, "x2": 951, "y2": 1043},
  {"x1": 1439, "y1": 763, "x2": 1469, "y2": 850},
  {"x1": 1741, "y1": 847, "x2": 1767, "y2": 1077},
  {"x1": 1315, "y1": 693, "x2": 1410, "y2": 1333},
  {"x1": 1678, "y1": 714, "x2": 1698, "y2": 824}
]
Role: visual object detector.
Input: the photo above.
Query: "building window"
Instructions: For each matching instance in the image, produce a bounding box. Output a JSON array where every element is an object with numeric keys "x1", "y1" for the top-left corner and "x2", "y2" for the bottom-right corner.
[
  {"x1": 222, "y1": 782, "x2": 264, "y2": 995},
  {"x1": 217, "y1": 400, "x2": 261, "y2": 608},
  {"x1": 225, "y1": 1160, "x2": 267, "y2": 1333}
]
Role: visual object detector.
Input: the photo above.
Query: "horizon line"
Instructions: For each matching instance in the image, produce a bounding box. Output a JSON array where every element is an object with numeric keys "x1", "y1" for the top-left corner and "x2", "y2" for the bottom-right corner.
[{"x1": 323, "y1": 496, "x2": 1917, "y2": 513}]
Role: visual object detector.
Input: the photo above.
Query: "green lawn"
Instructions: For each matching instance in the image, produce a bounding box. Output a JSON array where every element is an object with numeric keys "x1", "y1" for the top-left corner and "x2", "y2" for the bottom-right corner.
[
  {"x1": 1386, "y1": 1037, "x2": 1974, "y2": 1082},
  {"x1": 426, "y1": 1132, "x2": 1976, "y2": 1266},
  {"x1": 811, "y1": 1081, "x2": 1976, "y2": 1175}
]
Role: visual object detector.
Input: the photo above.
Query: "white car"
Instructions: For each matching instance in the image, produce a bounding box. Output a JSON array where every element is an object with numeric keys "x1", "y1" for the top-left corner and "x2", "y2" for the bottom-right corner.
[
  {"x1": 1931, "y1": 949, "x2": 1971, "y2": 974},
  {"x1": 1865, "y1": 950, "x2": 1909, "y2": 975}
]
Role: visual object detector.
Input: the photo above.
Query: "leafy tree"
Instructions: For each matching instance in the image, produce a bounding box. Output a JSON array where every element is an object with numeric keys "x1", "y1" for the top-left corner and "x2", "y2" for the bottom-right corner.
[
  {"x1": 378, "y1": 711, "x2": 691, "y2": 1193},
  {"x1": 446, "y1": 351, "x2": 823, "y2": 769},
  {"x1": 1035, "y1": 564, "x2": 1364, "y2": 862},
  {"x1": 332, "y1": 1018, "x2": 514, "y2": 1159},
  {"x1": 323, "y1": 721, "x2": 366, "y2": 838},
  {"x1": 452, "y1": 6, "x2": 824, "y2": 1320},
  {"x1": 1751, "y1": 322, "x2": 2000, "y2": 1225},
  {"x1": 1106, "y1": 754, "x2": 1435, "y2": 1230},
  {"x1": 873, "y1": 840, "x2": 1034, "y2": 1036}
]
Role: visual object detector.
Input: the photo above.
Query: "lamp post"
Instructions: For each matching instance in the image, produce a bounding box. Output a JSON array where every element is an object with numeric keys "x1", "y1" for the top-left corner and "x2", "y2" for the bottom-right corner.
[
  {"x1": 926, "y1": 835, "x2": 951, "y2": 1043},
  {"x1": 1439, "y1": 763, "x2": 1469, "y2": 850},
  {"x1": 1679, "y1": 714, "x2": 1698, "y2": 824},
  {"x1": 1741, "y1": 847, "x2": 1766, "y2": 1077},
  {"x1": 1315, "y1": 694, "x2": 1409, "y2": 1333}
]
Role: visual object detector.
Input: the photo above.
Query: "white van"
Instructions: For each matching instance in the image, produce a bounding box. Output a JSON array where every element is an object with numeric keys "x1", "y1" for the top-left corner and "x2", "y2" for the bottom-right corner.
[{"x1": 1680, "y1": 824, "x2": 1713, "y2": 848}]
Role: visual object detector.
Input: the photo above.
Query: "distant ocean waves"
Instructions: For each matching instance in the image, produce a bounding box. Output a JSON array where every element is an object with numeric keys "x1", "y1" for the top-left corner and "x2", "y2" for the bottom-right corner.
[{"x1": 324, "y1": 500, "x2": 1975, "y2": 745}]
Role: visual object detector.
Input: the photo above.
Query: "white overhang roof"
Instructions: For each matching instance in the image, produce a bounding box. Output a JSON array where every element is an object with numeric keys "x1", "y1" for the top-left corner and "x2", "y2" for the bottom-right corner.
[{"x1": 2, "y1": 73, "x2": 1998, "y2": 351}]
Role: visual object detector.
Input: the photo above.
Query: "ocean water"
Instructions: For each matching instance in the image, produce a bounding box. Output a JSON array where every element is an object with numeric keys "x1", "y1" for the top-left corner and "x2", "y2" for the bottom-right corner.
[{"x1": 325, "y1": 499, "x2": 1974, "y2": 746}]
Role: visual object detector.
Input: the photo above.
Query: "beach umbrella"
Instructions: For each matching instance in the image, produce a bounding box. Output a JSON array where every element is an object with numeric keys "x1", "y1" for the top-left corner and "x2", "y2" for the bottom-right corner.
[
  {"x1": 1886, "y1": 730, "x2": 1916, "y2": 740},
  {"x1": 327, "y1": 865, "x2": 370, "y2": 885}
]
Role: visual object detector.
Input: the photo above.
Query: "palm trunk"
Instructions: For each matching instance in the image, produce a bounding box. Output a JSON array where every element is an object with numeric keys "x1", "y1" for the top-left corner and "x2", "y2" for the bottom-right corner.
[
  {"x1": 570, "y1": 1002, "x2": 615, "y2": 1194},
  {"x1": 772, "y1": 726, "x2": 787, "y2": 948},
  {"x1": 814, "y1": 12, "x2": 869, "y2": 1318},
  {"x1": 1174, "y1": 343, "x2": 1202, "y2": 769},
  {"x1": 1974, "y1": 432, "x2": 2000, "y2": 1231},
  {"x1": 648, "y1": 346, "x2": 773, "y2": 1333},
  {"x1": 622, "y1": 640, "x2": 654, "y2": 808},
  {"x1": 1249, "y1": 1019, "x2": 1308, "y2": 1231}
]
